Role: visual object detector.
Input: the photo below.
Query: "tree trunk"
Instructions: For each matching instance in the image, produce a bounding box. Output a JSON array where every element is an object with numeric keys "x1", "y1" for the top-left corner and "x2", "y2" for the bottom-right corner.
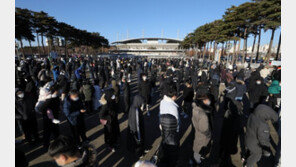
[
  {"x1": 203, "y1": 43, "x2": 206, "y2": 60},
  {"x1": 251, "y1": 34, "x2": 257, "y2": 64},
  {"x1": 28, "y1": 40, "x2": 33, "y2": 55},
  {"x1": 232, "y1": 40, "x2": 237, "y2": 65},
  {"x1": 19, "y1": 39, "x2": 25, "y2": 59},
  {"x1": 47, "y1": 37, "x2": 51, "y2": 55},
  {"x1": 265, "y1": 28, "x2": 275, "y2": 63},
  {"x1": 237, "y1": 38, "x2": 241, "y2": 63},
  {"x1": 219, "y1": 43, "x2": 224, "y2": 64},
  {"x1": 209, "y1": 41, "x2": 212, "y2": 60},
  {"x1": 64, "y1": 37, "x2": 68, "y2": 58},
  {"x1": 41, "y1": 33, "x2": 45, "y2": 55},
  {"x1": 276, "y1": 32, "x2": 281, "y2": 60},
  {"x1": 256, "y1": 29, "x2": 261, "y2": 61},
  {"x1": 213, "y1": 42, "x2": 216, "y2": 61},
  {"x1": 242, "y1": 27, "x2": 248, "y2": 63},
  {"x1": 36, "y1": 33, "x2": 41, "y2": 57}
]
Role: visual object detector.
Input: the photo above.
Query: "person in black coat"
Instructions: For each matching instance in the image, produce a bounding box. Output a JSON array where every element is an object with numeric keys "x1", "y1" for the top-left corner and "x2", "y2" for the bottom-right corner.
[
  {"x1": 39, "y1": 85, "x2": 61, "y2": 149},
  {"x1": 15, "y1": 89, "x2": 40, "y2": 144},
  {"x1": 99, "y1": 89, "x2": 120, "y2": 152},
  {"x1": 220, "y1": 82, "x2": 242, "y2": 167},
  {"x1": 63, "y1": 90, "x2": 88, "y2": 145},
  {"x1": 127, "y1": 95, "x2": 146, "y2": 157},
  {"x1": 121, "y1": 77, "x2": 131, "y2": 115},
  {"x1": 247, "y1": 71, "x2": 268, "y2": 109},
  {"x1": 182, "y1": 79, "x2": 194, "y2": 119},
  {"x1": 139, "y1": 73, "x2": 152, "y2": 115},
  {"x1": 244, "y1": 104, "x2": 278, "y2": 167}
]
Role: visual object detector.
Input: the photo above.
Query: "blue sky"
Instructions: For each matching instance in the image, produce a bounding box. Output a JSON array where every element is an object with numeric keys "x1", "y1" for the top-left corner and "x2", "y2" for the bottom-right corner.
[{"x1": 16, "y1": 0, "x2": 281, "y2": 48}]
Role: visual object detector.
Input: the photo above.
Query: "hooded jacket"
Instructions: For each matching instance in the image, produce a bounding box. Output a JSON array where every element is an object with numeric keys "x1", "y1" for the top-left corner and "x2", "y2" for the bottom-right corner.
[
  {"x1": 247, "y1": 71, "x2": 268, "y2": 105},
  {"x1": 245, "y1": 104, "x2": 278, "y2": 151},
  {"x1": 268, "y1": 80, "x2": 281, "y2": 95},
  {"x1": 128, "y1": 95, "x2": 144, "y2": 133}
]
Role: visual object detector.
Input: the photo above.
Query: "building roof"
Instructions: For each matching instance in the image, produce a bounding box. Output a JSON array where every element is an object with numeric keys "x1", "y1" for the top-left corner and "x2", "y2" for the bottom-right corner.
[{"x1": 111, "y1": 37, "x2": 182, "y2": 44}]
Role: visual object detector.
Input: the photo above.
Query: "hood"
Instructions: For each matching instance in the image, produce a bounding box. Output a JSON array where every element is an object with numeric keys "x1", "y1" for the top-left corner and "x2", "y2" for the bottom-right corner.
[
  {"x1": 131, "y1": 95, "x2": 144, "y2": 109},
  {"x1": 200, "y1": 71, "x2": 207, "y2": 82},
  {"x1": 268, "y1": 80, "x2": 281, "y2": 94},
  {"x1": 250, "y1": 71, "x2": 261, "y2": 81},
  {"x1": 254, "y1": 104, "x2": 278, "y2": 122},
  {"x1": 192, "y1": 99, "x2": 212, "y2": 113},
  {"x1": 236, "y1": 69, "x2": 245, "y2": 81}
]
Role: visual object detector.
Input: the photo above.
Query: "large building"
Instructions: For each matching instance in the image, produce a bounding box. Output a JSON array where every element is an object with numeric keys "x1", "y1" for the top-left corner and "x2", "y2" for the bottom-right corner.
[{"x1": 111, "y1": 37, "x2": 185, "y2": 56}]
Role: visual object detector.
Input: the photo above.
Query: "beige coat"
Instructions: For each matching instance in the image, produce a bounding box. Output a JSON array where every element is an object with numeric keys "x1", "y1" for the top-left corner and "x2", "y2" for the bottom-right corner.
[{"x1": 192, "y1": 103, "x2": 211, "y2": 153}]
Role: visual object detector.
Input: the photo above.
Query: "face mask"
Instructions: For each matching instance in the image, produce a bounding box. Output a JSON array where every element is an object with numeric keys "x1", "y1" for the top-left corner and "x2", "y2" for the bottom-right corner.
[
  {"x1": 18, "y1": 93, "x2": 24, "y2": 98},
  {"x1": 111, "y1": 95, "x2": 116, "y2": 100},
  {"x1": 256, "y1": 81, "x2": 261, "y2": 85},
  {"x1": 71, "y1": 97, "x2": 79, "y2": 101},
  {"x1": 204, "y1": 100, "x2": 211, "y2": 106},
  {"x1": 143, "y1": 77, "x2": 147, "y2": 81}
]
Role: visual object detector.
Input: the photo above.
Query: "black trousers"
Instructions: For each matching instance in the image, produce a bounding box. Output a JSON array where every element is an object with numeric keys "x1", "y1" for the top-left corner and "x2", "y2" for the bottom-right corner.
[
  {"x1": 21, "y1": 118, "x2": 39, "y2": 142},
  {"x1": 85, "y1": 100, "x2": 93, "y2": 113},
  {"x1": 43, "y1": 117, "x2": 59, "y2": 148},
  {"x1": 69, "y1": 116, "x2": 87, "y2": 145},
  {"x1": 123, "y1": 96, "x2": 130, "y2": 114},
  {"x1": 158, "y1": 143, "x2": 179, "y2": 167},
  {"x1": 182, "y1": 101, "x2": 192, "y2": 118}
]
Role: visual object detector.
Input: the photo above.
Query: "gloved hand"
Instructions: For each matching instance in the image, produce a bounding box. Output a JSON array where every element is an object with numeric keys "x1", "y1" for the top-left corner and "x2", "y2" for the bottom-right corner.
[
  {"x1": 52, "y1": 119, "x2": 61, "y2": 124},
  {"x1": 261, "y1": 146, "x2": 271, "y2": 157}
]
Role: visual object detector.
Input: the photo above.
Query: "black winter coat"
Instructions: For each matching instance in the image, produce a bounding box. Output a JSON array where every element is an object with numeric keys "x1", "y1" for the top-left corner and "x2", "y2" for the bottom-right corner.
[
  {"x1": 160, "y1": 114, "x2": 179, "y2": 146},
  {"x1": 139, "y1": 80, "x2": 151, "y2": 104}
]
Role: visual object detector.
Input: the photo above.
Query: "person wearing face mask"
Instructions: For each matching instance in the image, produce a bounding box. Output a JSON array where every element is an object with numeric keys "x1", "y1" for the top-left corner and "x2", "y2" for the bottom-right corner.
[
  {"x1": 247, "y1": 71, "x2": 268, "y2": 109},
  {"x1": 63, "y1": 89, "x2": 88, "y2": 145},
  {"x1": 139, "y1": 73, "x2": 152, "y2": 116},
  {"x1": 158, "y1": 83, "x2": 179, "y2": 167},
  {"x1": 15, "y1": 89, "x2": 40, "y2": 144},
  {"x1": 99, "y1": 89, "x2": 120, "y2": 152},
  {"x1": 191, "y1": 94, "x2": 212, "y2": 165},
  {"x1": 39, "y1": 84, "x2": 61, "y2": 150}
]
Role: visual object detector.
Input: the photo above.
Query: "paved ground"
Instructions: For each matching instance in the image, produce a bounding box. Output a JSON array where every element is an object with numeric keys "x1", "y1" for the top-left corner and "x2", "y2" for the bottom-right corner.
[{"x1": 15, "y1": 73, "x2": 279, "y2": 167}]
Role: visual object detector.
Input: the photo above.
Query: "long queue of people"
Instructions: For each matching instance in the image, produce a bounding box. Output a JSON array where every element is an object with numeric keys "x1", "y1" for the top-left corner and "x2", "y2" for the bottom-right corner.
[{"x1": 15, "y1": 55, "x2": 281, "y2": 167}]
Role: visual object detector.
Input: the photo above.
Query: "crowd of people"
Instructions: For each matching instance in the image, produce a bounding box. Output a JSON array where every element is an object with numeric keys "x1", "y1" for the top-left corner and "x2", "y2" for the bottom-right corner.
[{"x1": 15, "y1": 54, "x2": 281, "y2": 167}]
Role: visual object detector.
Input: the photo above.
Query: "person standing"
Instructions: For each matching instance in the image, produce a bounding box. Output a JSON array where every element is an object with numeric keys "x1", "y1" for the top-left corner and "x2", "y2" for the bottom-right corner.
[
  {"x1": 127, "y1": 95, "x2": 147, "y2": 157},
  {"x1": 139, "y1": 73, "x2": 152, "y2": 116},
  {"x1": 99, "y1": 89, "x2": 120, "y2": 152},
  {"x1": 92, "y1": 79, "x2": 102, "y2": 112},
  {"x1": 15, "y1": 89, "x2": 40, "y2": 144},
  {"x1": 39, "y1": 85, "x2": 61, "y2": 149},
  {"x1": 121, "y1": 77, "x2": 130, "y2": 115},
  {"x1": 244, "y1": 104, "x2": 278, "y2": 167},
  {"x1": 191, "y1": 95, "x2": 212, "y2": 165},
  {"x1": 63, "y1": 90, "x2": 88, "y2": 145},
  {"x1": 80, "y1": 80, "x2": 94, "y2": 114},
  {"x1": 158, "y1": 83, "x2": 179, "y2": 167},
  {"x1": 181, "y1": 79, "x2": 194, "y2": 119}
]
